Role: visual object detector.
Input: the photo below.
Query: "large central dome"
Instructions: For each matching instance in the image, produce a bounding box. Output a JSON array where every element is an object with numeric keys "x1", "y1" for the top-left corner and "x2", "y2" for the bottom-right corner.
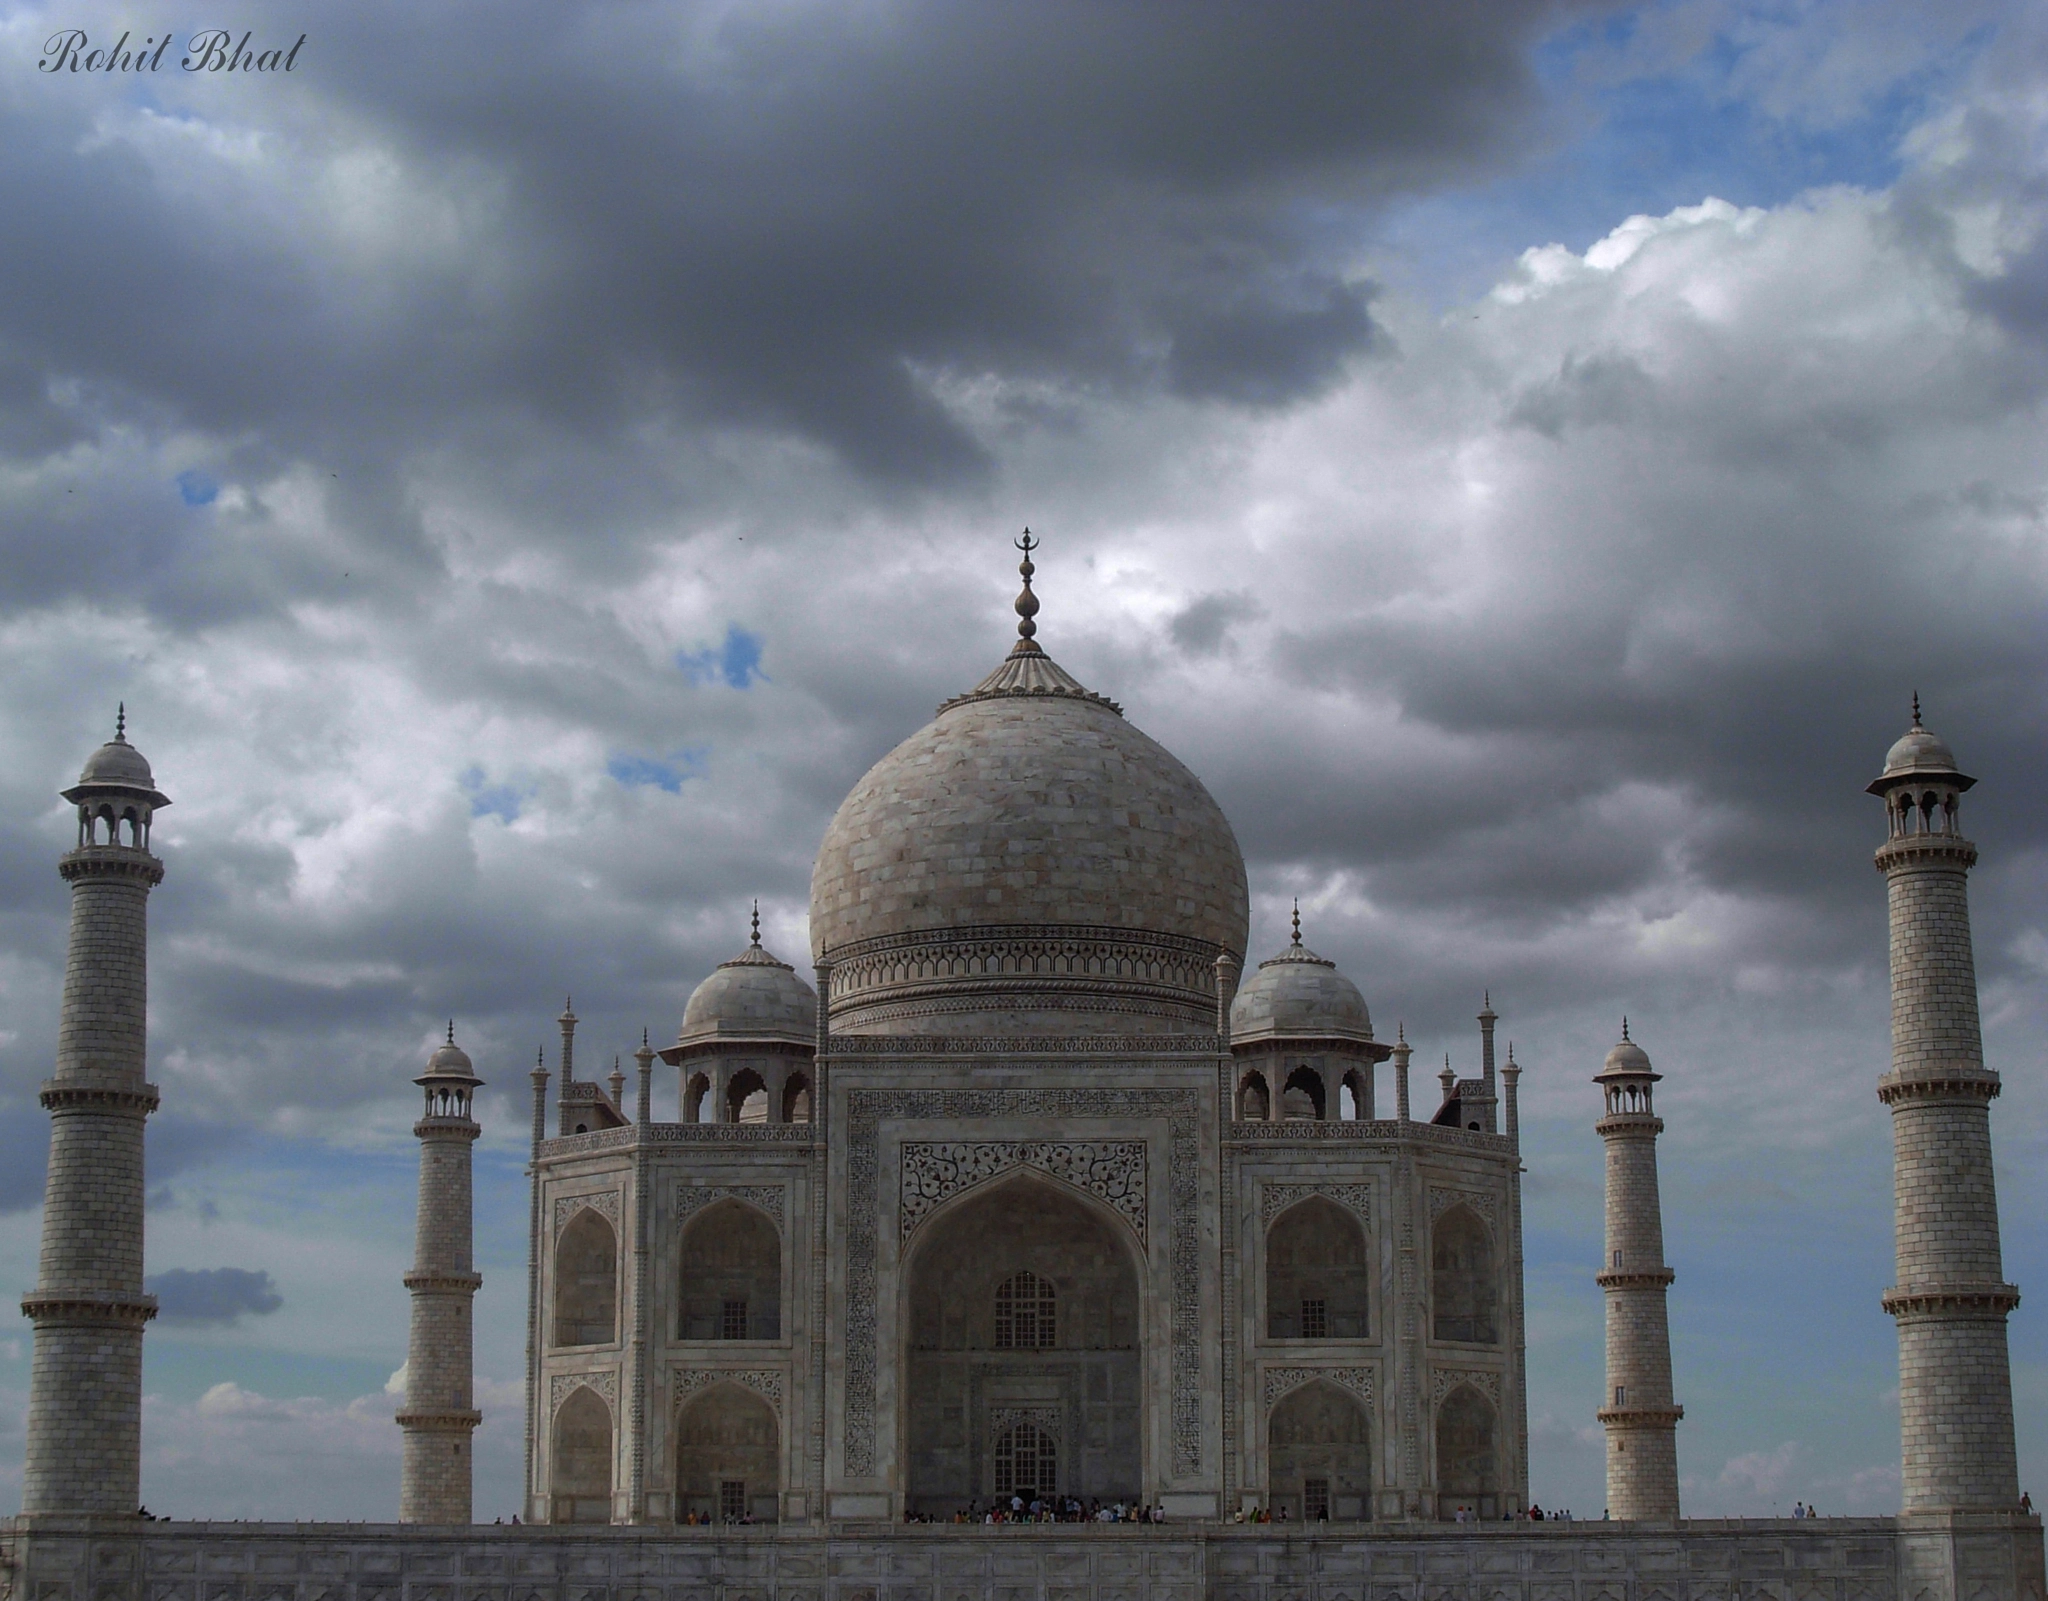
[{"x1": 810, "y1": 619, "x2": 1249, "y2": 1037}]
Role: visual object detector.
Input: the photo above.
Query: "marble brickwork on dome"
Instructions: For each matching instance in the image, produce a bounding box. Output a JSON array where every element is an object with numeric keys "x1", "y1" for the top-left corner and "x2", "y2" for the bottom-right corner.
[{"x1": 808, "y1": 643, "x2": 1250, "y2": 1038}]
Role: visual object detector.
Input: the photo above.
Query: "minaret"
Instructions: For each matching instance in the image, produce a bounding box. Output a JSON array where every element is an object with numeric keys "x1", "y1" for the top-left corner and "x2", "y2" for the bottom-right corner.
[
  {"x1": 1471, "y1": 993, "x2": 1499, "y2": 1133},
  {"x1": 1595, "y1": 1023, "x2": 1681, "y2": 1519},
  {"x1": 398, "y1": 1025, "x2": 484, "y2": 1523},
  {"x1": 1869, "y1": 703, "x2": 2020, "y2": 1512},
  {"x1": 1393, "y1": 1025, "x2": 1411, "y2": 1122},
  {"x1": 22, "y1": 711, "x2": 169, "y2": 1517}
]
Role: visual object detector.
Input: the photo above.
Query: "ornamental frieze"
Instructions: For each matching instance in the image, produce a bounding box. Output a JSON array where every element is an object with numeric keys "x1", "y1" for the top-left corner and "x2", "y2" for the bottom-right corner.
[
  {"x1": 1263, "y1": 1366, "x2": 1375, "y2": 1409},
  {"x1": 551, "y1": 1190, "x2": 621, "y2": 1235},
  {"x1": 671, "y1": 1367, "x2": 784, "y2": 1414},
  {"x1": 549, "y1": 1369, "x2": 617, "y2": 1416},
  {"x1": 676, "y1": 1183, "x2": 786, "y2": 1229},
  {"x1": 1430, "y1": 1367, "x2": 1503, "y2": 1407},
  {"x1": 1261, "y1": 1182, "x2": 1371, "y2": 1230},
  {"x1": 899, "y1": 1141, "x2": 1146, "y2": 1244},
  {"x1": 1426, "y1": 1185, "x2": 1498, "y2": 1230}
]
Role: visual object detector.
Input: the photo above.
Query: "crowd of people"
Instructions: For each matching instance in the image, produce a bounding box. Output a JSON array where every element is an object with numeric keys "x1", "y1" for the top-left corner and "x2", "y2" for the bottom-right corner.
[{"x1": 910, "y1": 1496, "x2": 1169, "y2": 1524}]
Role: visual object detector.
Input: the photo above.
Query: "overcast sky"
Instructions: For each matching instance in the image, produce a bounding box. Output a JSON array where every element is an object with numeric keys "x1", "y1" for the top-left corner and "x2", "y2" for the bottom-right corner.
[{"x1": 1, "y1": 0, "x2": 2046, "y2": 1521}]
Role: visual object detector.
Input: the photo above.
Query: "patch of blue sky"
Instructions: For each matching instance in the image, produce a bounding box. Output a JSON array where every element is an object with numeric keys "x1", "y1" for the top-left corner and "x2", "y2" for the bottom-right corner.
[
  {"x1": 460, "y1": 766, "x2": 526, "y2": 823},
  {"x1": 677, "y1": 624, "x2": 765, "y2": 689},
  {"x1": 175, "y1": 469, "x2": 217, "y2": 506},
  {"x1": 1368, "y1": 2, "x2": 1991, "y2": 309},
  {"x1": 607, "y1": 747, "x2": 709, "y2": 793}
]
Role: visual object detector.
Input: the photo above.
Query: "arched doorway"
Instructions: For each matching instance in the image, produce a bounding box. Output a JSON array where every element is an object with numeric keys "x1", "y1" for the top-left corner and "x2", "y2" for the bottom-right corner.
[
  {"x1": 1431, "y1": 1206, "x2": 1497, "y2": 1344},
  {"x1": 678, "y1": 1199, "x2": 781, "y2": 1341},
  {"x1": 903, "y1": 1174, "x2": 1142, "y2": 1515},
  {"x1": 553, "y1": 1209, "x2": 618, "y2": 1348},
  {"x1": 1435, "y1": 1383, "x2": 1499, "y2": 1520},
  {"x1": 675, "y1": 1383, "x2": 780, "y2": 1523},
  {"x1": 1266, "y1": 1195, "x2": 1369, "y2": 1340},
  {"x1": 550, "y1": 1385, "x2": 613, "y2": 1523},
  {"x1": 1268, "y1": 1380, "x2": 1371, "y2": 1522}
]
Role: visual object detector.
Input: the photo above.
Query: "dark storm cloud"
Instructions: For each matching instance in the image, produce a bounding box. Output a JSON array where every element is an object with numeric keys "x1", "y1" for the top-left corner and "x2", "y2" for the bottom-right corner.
[
  {"x1": 0, "y1": 0, "x2": 1597, "y2": 494},
  {"x1": 145, "y1": 1267, "x2": 284, "y2": 1327}
]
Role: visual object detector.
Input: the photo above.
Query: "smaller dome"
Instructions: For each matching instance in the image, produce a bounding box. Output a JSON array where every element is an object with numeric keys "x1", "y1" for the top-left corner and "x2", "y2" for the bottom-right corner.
[
  {"x1": 679, "y1": 920, "x2": 817, "y2": 1051},
  {"x1": 1597, "y1": 1028, "x2": 1655, "y2": 1080},
  {"x1": 1868, "y1": 699, "x2": 1974, "y2": 796},
  {"x1": 1882, "y1": 725, "x2": 1956, "y2": 777},
  {"x1": 79, "y1": 736, "x2": 156, "y2": 789},
  {"x1": 1229, "y1": 913, "x2": 1373, "y2": 1046},
  {"x1": 417, "y1": 1024, "x2": 481, "y2": 1086}
]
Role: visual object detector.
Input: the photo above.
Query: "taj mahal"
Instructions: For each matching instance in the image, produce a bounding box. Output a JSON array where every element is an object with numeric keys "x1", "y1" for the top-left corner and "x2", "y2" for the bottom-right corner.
[{"x1": 1, "y1": 543, "x2": 2041, "y2": 1601}]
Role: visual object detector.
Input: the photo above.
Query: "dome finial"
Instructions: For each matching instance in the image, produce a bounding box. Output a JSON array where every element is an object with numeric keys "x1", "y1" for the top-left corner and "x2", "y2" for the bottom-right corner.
[
  {"x1": 1290, "y1": 898, "x2": 1301, "y2": 947},
  {"x1": 1012, "y1": 530, "x2": 1041, "y2": 651},
  {"x1": 446, "y1": 1019, "x2": 455, "y2": 1045},
  {"x1": 115, "y1": 702, "x2": 126, "y2": 742},
  {"x1": 1911, "y1": 691, "x2": 1923, "y2": 730},
  {"x1": 751, "y1": 899, "x2": 761, "y2": 948},
  {"x1": 1621, "y1": 1015, "x2": 1630, "y2": 1042}
]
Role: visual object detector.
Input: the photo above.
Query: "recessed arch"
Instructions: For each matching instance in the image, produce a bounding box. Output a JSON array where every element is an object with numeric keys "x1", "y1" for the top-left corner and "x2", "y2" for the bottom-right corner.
[
  {"x1": 727, "y1": 1066, "x2": 769, "y2": 1124},
  {"x1": 782, "y1": 1071, "x2": 812, "y2": 1124},
  {"x1": 549, "y1": 1385, "x2": 613, "y2": 1523},
  {"x1": 1237, "y1": 1069, "x2": 1271, "y2": 1121},
  {"x1": 553, "y1": 1209, "x2": 618, "y2": 1347},
  {"x1": 1434, "y1": 1382, "x2": 1498, "y2": 1516},
  {"x1": 1281, "y1": 1065, "x2": 1324, "y2": 1121},
  {"x1": 674, "y1": 1382, "x2": 779, "y2": 1524},
  {"x1": 901, "y1": 1171, "x2": 1142, "y2": 1516},
  {"x1": 1269, "y1": 1379, "x2": 1371, "y2": 1522},
  {"x1": 1267, "y1": 1194, "x2": 1368, "y2": 1340},
  {"x1": 1431, "y1": 1206, "x2": 1497, "y2": 1345},
  {"x1": 679, "y1": 1197, "x2": 780, "y2": 1341},
  {"x1": 684, "y1": 1072, "x2": 710, "y2": 1123}
]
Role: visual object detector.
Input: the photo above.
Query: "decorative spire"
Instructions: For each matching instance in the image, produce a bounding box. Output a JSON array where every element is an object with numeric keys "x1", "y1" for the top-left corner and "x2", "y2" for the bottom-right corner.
[
  {"x1": 1290, "y1": 898, "x2": 1302, "y2": 948},
  {"x1": 1622, "y1": 1016, "x2": 1630, "y2": 1041},
  {"x1": 446, "y1": 1019, "x2": 455, "y2": 1045},
  {"x1": 115, "y1": 702, "x2": 126, "y2": 742},
  {"x1": 642, "y1": 1026, "x2": 650, "y2": 1047},
  {"x1": 1911, "y1": 691, "x2": 1923, "y2": 729},
  {"x1": 1397, "y1": 1021, "x2": 1406, "y2": 1044},
  {"x1": 750, "y1": 899, "x2": 761, "y2": 948},
  {"x1": 1012, "y1": 530, "x2": 1041, "y2": 652}
]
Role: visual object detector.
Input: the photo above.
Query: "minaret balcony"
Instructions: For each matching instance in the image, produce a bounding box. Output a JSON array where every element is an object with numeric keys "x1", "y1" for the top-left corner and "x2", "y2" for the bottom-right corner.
[{"x1": 1881, "y1": 1281, "x2": 2020, "y2": 1317}]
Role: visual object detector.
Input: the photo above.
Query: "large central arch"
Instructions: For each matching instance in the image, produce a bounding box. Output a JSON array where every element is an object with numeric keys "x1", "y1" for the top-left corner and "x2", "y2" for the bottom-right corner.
[{"x1": 902, "y1": 1172, "x2": 1143, "y2": 1515}]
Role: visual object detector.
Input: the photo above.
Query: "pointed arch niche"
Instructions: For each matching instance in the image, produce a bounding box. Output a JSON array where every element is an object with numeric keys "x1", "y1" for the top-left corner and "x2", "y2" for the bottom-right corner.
[
  {"x1": 553, "y1": 1208, "x2": 618, "y2": 1348},
  {"x1": 902, "y1": 1173, "x2": 1142, "y2": 1516},
  {"x1": 1266, "y1": 1195, "x2": 1369, "y2": 1341},
  {"x1": 1268, "y1": 1378, "x2": 1371, "y2": 1522},
  {"x1": 679, "y1": 1197, "x2": 781, "y2": 1341},
  {"x1": 674, "y1": 1381, "x2": 779, "y2": 1523},
  {"x1": 550, "y1": 1385, "x2": 613, "y2": 1523}
]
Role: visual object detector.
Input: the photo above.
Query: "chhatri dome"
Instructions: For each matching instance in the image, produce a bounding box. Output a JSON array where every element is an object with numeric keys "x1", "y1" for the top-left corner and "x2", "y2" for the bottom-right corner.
[
  {"x1": 1229, "y1": 901, "x2": 1374, "y2": 1046},
  {"x1": 810, "y1": 534, "x2": 1249, "y2": 1035},
  {"x1": 679, "y1": 903, "x2": 818, "y2": 1050}
]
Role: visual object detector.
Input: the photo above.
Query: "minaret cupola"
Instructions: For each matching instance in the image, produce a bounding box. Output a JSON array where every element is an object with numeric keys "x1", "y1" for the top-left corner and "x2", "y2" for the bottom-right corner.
[
  {"x1": 416, "y1": 1022, "x2": 483, "y2": 1122},
  {"x1": 63, "y1": 705, "x2": 170, "y2": 850},
  {"x1": 1868, "y1": 694, "x2": 1974, "y2": 841},
  {"x1": 1595, "y1": 1021, "x2": 1658, "y2": 1119}
]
